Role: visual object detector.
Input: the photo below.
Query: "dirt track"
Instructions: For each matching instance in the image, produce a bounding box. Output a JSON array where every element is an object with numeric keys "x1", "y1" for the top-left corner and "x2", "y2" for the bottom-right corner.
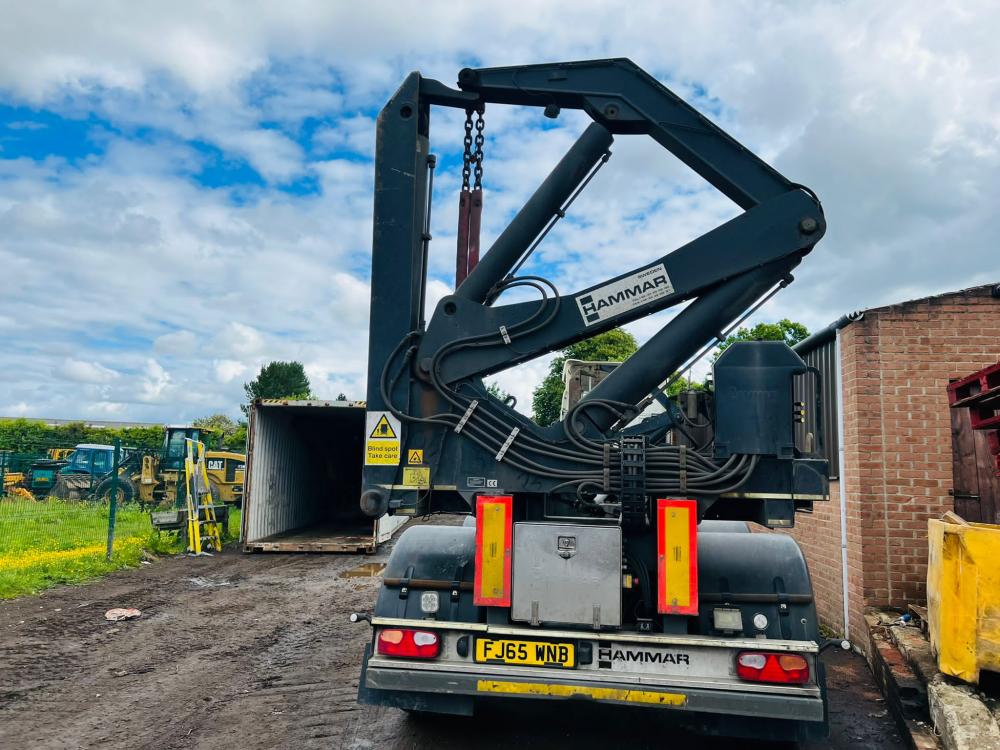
[{"x1": 1, "y1": 521, "x2": 905, "y2": 750}]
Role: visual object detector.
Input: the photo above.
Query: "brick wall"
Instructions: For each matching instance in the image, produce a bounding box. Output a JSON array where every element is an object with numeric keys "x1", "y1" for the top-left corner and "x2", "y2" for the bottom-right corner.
[
  {"x1": 788, "y1": 285, "x2": 1000, "y2": 647},
  {"x1": 785, "y1": 480, "x2": 844, "y2": 633}
]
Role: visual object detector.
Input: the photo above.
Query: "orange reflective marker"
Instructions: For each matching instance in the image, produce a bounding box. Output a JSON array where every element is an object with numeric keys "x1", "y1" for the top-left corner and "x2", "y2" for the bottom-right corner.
[
  {"x1": 657, "y1": 498, "x2": 698, "y2": 615},
  {"x1": 474, "y1": 495, "x2": 513, "y2": 606}
]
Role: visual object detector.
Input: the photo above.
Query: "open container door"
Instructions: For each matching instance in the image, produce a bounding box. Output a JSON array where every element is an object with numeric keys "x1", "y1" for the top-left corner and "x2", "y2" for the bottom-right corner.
[{"x1": 242, "y1": 400, "x2": 407, "y2": 553}]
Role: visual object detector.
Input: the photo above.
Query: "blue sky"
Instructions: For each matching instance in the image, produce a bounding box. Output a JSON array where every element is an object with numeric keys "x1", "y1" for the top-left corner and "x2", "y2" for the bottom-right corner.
[{"x1": 1, "y1": 1, "x2": 998, "y2": 423}]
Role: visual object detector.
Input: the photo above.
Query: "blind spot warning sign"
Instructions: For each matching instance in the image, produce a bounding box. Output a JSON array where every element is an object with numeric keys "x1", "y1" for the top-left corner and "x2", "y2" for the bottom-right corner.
[
  {"x1": 365, "y1": 411, "x2": 401, "y2": 466},
  {"x1": 369, "y1": 414, "x2": 397, "y2": 440}
]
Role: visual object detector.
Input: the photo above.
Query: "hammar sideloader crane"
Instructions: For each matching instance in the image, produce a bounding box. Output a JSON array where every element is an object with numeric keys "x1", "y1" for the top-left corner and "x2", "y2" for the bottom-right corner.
[{"x1": 351, "y1": 58, "x2": 841, "y2": 742}]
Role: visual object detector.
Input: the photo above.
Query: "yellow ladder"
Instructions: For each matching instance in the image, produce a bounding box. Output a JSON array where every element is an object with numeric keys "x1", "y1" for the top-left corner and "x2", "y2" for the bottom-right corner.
[{"x1": 184, "y1": 439, "x2": 222, "y2": 554}]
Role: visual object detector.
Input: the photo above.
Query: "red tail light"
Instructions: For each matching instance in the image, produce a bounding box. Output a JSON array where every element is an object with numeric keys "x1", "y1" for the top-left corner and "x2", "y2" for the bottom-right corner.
[
  {"x1": 736, "y1": 651, "x2": 810, "y2": 684},
  {"x1": 376, "y1": 628, "x2": 441, "y2": 659}
]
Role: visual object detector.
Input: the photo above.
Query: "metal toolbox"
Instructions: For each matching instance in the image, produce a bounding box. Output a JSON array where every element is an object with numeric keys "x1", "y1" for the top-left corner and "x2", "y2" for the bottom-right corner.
[{"x1": 511, "y1": 522, "x2": 621, "y2": 628}]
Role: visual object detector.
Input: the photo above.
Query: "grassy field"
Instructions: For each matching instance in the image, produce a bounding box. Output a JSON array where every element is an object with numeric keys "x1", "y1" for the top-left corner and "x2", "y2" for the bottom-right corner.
[{"x1": 0, "y1": 496, "x2": 241, "y2": 599}]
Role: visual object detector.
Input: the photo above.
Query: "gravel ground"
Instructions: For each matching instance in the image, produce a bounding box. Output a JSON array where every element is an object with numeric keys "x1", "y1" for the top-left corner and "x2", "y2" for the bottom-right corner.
[{"x1": 0, "y1": 521, "x2": 905, "y2": 750}]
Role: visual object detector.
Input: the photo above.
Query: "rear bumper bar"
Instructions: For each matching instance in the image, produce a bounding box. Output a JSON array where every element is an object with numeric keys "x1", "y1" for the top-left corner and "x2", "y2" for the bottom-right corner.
[
  {"x1": 364, "y1": 664, "x2": 825, "y2": 722},
  {"x1": 363, "y1": 657, "x2": 825, "y2": 723}
]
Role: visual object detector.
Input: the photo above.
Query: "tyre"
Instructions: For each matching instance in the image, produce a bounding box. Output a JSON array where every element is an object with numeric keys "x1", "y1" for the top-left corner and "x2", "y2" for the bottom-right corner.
[
  {"x1": 94, "y1": 476, "x2": 136, "y2": 504},
  {"x1": 51, "y1": 475, "x2": 80, "y2": 500}
]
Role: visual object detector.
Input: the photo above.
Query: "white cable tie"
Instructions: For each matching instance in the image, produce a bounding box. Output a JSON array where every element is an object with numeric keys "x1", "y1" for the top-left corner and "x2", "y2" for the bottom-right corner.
[
  {"x1": 495, "y1": 427, "x2": 520, "y2": 462},
  {"x1": 454, "y1": 400, "x2": 479, "y2": 433},
  {"x1": 499, "y1": 325, "x2": 511, "y2": 345}
]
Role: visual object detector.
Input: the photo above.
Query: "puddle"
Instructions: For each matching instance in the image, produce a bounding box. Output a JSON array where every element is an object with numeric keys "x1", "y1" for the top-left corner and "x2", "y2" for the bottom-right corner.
[
  {"x1": 340, "y1": 562, "x2": 386, "y2": 578},
  {"x1": 186, "y1": 576, "x2": 233, "y2": 588}
]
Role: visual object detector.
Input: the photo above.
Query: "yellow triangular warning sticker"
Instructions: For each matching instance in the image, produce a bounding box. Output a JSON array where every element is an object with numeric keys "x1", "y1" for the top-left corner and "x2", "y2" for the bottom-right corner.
[{"x1": 369, "y1": 414, "x2": 397, "y2": 440}]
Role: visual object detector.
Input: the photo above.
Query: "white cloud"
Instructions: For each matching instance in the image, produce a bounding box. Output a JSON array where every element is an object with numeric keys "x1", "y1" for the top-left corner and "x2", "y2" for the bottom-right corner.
[
  {"x1": 1, "y1": 402, "x2": 31, "y2": 417},
  {"x1": 216, "y1": 128, "x2": 305, "y2": 183},
  {"x1": 214, "y1": 358, "x2": 247, "y2": 383},
  {"x1": 84, "y1": 401, "x2": 128, "y2": 416},
  {"x1": 1, "y1": 0, "x2": 999, "y2": 423},
  {"x1": 214, "y1": 322, "x2": 265, "y2": 359},
  {"x1": 154, "y1": 330, "x2": 199, "y2": 356},
  {"x1": 137, "y1": 359, "x2": 172, "y2": 403},
  {"x1": 56, "y1": 358, "x2": 119, "y2": 384},
  {"x1": 312, "y1": 115, "x2": 376, "y2": 157}
]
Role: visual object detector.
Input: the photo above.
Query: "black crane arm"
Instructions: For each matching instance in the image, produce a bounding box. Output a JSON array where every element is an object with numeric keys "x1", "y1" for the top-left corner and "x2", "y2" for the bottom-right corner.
[
  {"x1": 361, "y1": 59, "x2": 828, "y2": 526},
  {"x1": 453, "y1": 59, "x2": 793, "y2": 209}
]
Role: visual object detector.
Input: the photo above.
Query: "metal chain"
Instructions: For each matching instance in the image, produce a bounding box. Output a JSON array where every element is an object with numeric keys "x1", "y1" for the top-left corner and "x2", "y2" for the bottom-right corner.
[
  {"x1": 461, "y1": 110, "x2": 474, "y2": 191},
  {"x1": 473, "y1": 111, "x2": 485, "y2": 190}
]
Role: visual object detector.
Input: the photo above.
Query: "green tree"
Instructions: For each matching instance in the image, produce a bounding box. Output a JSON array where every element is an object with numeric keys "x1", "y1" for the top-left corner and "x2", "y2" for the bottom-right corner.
[
  {"x1": 713, "y1": 319, "x2": 809, "y2": 360},
  {"x1": 666, "y1": 375, "x2": 704, "y2": 397},
  {"x1": 242, "y1": 361, "x2": 311, "y2": 416},
  {"x1": 531, "y1": 329, "x2": 639, "y2": 426},
  {"x1": 486, "y1": 381, "x2": 511, "y2": 403},
  {"x1": 193, "y1": 413, "x2": 240, "y2": 447},
  {"x1": 193, "y1": 413, "x2": 237, "y2": 434},
  {"x1": 225, "y1": 422, "x2": 248, "y2": 451}
]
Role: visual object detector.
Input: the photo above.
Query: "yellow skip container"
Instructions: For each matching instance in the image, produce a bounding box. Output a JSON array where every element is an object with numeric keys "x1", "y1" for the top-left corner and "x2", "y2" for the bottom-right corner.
[{"x1": 928, "y1": 516, "x2": 1000, "y2": 683}]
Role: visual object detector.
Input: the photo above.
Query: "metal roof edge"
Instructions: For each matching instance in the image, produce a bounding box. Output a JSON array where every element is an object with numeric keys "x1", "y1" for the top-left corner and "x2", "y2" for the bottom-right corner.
[{"x1": 793, "y1": 312, "x2": 864, "y2": 355}]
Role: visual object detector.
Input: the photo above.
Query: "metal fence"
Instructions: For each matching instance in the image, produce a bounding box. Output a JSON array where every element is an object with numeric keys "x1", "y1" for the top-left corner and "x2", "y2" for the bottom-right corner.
[{"x1": 0, "y1": 439, "x2": 152, "y2": 599}]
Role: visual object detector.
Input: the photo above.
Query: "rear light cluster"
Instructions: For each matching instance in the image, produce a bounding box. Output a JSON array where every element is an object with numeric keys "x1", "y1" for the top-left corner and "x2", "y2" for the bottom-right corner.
[
  {"x1": 376, "y1": 628, "x2": 441, "y2": 659},
  {"x1": 736, "y1": 651, "x2": 810, "y2": 684}
]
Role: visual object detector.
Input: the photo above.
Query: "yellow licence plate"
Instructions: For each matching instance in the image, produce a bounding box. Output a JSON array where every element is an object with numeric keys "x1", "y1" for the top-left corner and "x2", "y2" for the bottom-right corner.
[{"x1": 474, "y1": 638, "x2": 575, "y2": 668}]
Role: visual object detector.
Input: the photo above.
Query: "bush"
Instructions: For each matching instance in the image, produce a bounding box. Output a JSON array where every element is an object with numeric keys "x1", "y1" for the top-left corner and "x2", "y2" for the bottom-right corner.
[{"x1": 0, "y1": 419, "x2": 164, "y2": 453}]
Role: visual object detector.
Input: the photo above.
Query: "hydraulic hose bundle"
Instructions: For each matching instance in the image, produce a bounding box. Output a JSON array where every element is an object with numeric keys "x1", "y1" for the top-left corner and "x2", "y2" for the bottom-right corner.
[{"x1": 379, "y1": 276, "x2": 757, "y2": 515}]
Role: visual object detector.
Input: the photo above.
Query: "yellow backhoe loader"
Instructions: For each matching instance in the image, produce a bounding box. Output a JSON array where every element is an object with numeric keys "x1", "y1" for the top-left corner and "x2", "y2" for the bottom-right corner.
[{"x1": 39, "y1": 425, "x2": 244, "y2": 508}]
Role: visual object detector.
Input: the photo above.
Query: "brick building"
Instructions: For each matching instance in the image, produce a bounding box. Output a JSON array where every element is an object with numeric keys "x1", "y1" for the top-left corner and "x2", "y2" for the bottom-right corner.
[{"x1": 787, "y1": 283, "x2": 1000, "y2": 650}]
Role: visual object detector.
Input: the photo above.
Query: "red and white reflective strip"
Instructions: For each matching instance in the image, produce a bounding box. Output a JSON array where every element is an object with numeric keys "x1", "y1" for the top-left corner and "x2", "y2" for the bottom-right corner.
[
  {"x1": 736, "y1": 651, "x2": 810, "y2": 684},
  {"x1": 376, "y1": 628, "x2": 441, "y2": 659}
]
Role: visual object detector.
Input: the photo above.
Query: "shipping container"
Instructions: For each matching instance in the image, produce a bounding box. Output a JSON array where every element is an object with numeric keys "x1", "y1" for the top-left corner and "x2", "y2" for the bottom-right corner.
[{"x1": 242, "y1": 400, "x2": 407, "y2": 553}]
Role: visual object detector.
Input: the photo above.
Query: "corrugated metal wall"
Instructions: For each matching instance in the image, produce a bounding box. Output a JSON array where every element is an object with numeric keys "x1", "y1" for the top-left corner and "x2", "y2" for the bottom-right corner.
[
  {"x1": 245, "y1": 406, "x2": 315, "y2": 542},
  {"x1": 242, "y1": 401, "x2": 373, "y2": 546},
  {"x1": 794, "y1": 338, "x2": 840, "y2": 478}
]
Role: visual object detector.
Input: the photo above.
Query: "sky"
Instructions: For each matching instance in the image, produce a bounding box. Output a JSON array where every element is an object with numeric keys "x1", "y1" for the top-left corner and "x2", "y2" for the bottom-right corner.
[{"x1": 1, "y1": 1, "x2": 998, "y2": 423}]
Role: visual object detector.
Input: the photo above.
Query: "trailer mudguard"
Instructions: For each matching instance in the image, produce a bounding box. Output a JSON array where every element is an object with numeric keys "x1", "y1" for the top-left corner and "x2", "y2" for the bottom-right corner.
[
  {"x1": 373, "y1": 524, "x2": 480, "y2": 623},
  {"x1": 696, "y1": 530, "x2": 820, "y2": 643}
]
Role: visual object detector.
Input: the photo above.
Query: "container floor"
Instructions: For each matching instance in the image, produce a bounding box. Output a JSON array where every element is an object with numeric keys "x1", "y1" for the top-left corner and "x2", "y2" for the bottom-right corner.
[{"x1": 244, "y1": 523, "x2": 375, "y2": 553}]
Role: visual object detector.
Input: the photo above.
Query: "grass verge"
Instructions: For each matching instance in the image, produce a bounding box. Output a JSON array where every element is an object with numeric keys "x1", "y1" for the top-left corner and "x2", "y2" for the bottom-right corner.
[{"x1": 0, "y1": 496, "x2": 242, "y2": 599}]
